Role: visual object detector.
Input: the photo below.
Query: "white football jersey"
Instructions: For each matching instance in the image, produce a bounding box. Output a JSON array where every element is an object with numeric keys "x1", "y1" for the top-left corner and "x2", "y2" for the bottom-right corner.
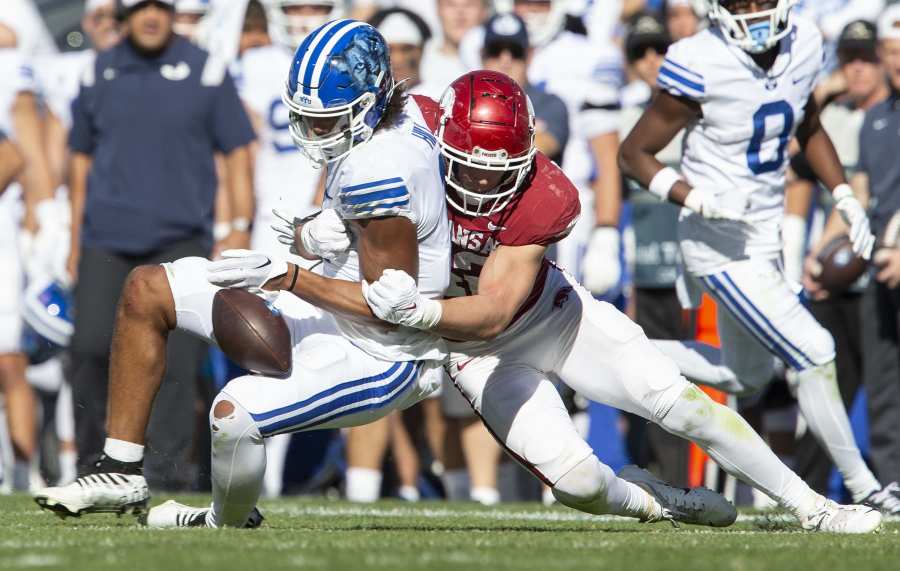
[
  {"x1": 658, "y1": 16, "x2": 825, "y2": 275},
  {"x1": 528, "y1": 31, "x2": 623, "y2": 188},
  {"x1": 34, "y1": 50, "x2": 95, "y2": 130},
  {"x1": 235, "y1": 45, "x2": 321, "y2": 234},
  {"x1": 0, "y1": 49, "x2": 36, "y2": 138},
  {"x1": 321, "y1": 97, "x2": 450, "y2": 363}
]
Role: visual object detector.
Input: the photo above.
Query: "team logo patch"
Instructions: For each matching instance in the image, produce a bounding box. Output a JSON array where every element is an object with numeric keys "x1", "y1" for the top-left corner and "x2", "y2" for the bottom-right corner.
[
  {"x1": 329, "y1": 28, "x2": 388, "y2": 92},
  {"x1": 160, "y1": 62, "x2": 191, "y2": 81}
]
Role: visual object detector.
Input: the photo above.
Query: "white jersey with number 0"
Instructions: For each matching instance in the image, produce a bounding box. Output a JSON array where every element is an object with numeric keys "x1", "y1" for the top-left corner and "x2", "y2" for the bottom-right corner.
[{"x1": 658, "y1": 16, "x2": 825, "y2": 275}]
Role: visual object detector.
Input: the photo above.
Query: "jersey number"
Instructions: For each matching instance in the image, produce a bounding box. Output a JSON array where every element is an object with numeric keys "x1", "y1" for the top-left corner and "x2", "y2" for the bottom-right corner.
[
  {"x1": 268, "y1": 99, "x2": 295, "y2": 154},
  {"x1": 747, "y1": 100, "x2": 794, "y2": 175}
]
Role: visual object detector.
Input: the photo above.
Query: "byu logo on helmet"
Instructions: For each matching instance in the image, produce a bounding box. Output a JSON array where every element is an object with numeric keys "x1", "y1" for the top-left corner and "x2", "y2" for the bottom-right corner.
[
  {"x1": 281, "y1": 19, "x2": 394, "y2": 165},
  {"x1": 706, "y1": 0, "x2": 797, "y2": 54}
]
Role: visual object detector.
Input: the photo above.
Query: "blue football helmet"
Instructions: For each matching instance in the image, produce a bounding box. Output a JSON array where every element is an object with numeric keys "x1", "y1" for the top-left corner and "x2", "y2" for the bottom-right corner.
[
  {"x1": 282, "y1": 19, "x2": 394, "y2": 165},
  {"x1": 20, "y1": 279, "x2": 74, "y2": 365},
  {"x1": 706, "y1": 0, "x2": 797, "y2": 54}
]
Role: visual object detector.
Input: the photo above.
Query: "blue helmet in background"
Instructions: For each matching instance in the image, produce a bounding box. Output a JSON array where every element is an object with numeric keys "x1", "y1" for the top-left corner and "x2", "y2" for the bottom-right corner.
[
  {"x1": 21, "y1": 279, "x2": 74, "y2": 365},
  {"x1": 282, "y1": 19, "x2": 394, "y2": 165}
]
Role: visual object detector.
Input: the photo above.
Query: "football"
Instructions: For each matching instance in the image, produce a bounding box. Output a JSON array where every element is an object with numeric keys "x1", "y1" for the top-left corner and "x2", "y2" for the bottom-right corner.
[
  {"x1": 211, "y1": 288, "x2": 292, "y2": 376},
  {"x1": 816, "y1": 235, "x2": 867, "y2": 295}
]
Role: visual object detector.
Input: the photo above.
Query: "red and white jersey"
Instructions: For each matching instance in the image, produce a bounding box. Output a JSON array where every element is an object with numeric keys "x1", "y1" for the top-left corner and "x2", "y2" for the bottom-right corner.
[{"x1": 444, "y1": 153, "x2": 580, "y2": 321}]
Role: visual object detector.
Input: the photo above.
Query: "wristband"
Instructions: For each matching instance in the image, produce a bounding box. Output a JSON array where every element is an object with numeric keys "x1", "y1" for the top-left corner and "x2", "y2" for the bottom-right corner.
[
  {"x1": 287, "y1": 264, "x2": 299, "y2": 291},
  {"x1": 213, "y1": 222, "x2": 231, "y2": 241},
  {"x1": 412, "y1": 298, "x2": 443, "y2": 331},
  {"x1": 231, "y1": 217, "x2": 251, "y2": 232},
  {"x1": 832, "y1": 183, "x2": 853, "y2": 202},
  {"x1": 648, "y1": 167, "x2": 683, "y2": 200}
]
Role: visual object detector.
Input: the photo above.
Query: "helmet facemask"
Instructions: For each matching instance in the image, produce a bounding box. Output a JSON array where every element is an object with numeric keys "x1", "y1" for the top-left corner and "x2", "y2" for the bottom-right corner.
[
  {"x1": 708, "y1": 0, "x2": 796, "y2": 54},
  {"x1": 282, "y1": 89, "x2": 378, "y2": 166}
]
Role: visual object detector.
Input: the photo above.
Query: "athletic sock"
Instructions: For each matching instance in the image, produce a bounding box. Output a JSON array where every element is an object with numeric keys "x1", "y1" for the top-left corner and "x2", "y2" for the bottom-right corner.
[
  {"x1": 470, "y1": 486, "x2": 500, "y2": 506},
  {"x1": 103, "y1": 438, "x2": 145, "y2": 464},
  {"x1": 345, "y1": 467, "x2": 382, "y2": 503}
]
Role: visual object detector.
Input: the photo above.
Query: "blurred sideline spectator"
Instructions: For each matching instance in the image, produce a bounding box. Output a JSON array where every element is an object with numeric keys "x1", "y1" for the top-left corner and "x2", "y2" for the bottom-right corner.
[
  {"x1": 352, "y1": 0, "x2": 442, "y2": 44},
  {"x1": 789, "y1": 20, "x2": 888, "y2": 496},
  {"x1": 369, "y1": 8, "x2": 433, "y2": 93},
  {"x1": 419, "y1": 0, "x2": 488, "y2": 98},
  {"x1": 66, "y1": 0, "x2": 254, "y2": 489},
  {"x1": 663, "y1": 0, "x2": 701, "y2": 41}
]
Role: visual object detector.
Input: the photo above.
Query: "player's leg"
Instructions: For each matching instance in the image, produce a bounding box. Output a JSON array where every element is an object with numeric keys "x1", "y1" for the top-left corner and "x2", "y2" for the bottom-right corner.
[
  {"x1": 201, "y1": 330, "x2": 432, "y2": 528},
  {"x1": 553, "y1": 281, "x2": 880, "y2": 531},
  {"x1": 345, "y1": 418, "x2": 390, "y2": 502},
  {"x1": 700, "y1": 260, "x2": 881, "y2": 501},
  {"x1": 447, "y1": 357, "x2": 663, "y2": 521}
]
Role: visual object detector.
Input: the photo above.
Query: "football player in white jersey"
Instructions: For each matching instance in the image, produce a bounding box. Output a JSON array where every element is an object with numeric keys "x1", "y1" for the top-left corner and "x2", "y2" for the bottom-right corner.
[
  {"x1": 0, "y1": 34, "x2": 59, "y2": 491},
  {"x1": 619, "y1": 0, "x2": 895, "y2": 511},
  {"x1": 34, "y1": 20, "x2": 451, "y2": 528}
]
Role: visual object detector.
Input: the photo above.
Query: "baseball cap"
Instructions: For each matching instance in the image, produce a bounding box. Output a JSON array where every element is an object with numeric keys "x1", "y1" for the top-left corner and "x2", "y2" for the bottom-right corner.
[
  {"x1": 119, "y1": 0, "x2": 175, "y2": 13},
  {"x1": 837, "y1": 20, "x2": 878, "y2": 62},
  {"x1": 879, "y1": 5, "x2": 900, "y2": 42},
  {"x1": 378, "y1": 12, "x2": 425, "y2": 46},
  {"x1": 483, "y1": 13, "x2": 529, "y2": 59},
  {"x1": 625, "y1": 13, "x2": 670, "y2": 63},
  {"x1": 86, "y1": 0, "x2": 115, "y2": 12}
]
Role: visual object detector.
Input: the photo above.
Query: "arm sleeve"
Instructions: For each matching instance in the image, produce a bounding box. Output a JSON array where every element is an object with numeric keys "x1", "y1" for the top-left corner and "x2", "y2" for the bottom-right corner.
[
  {"x1": 209, "y1": 69, "x2": 256, "y2": 153},
  {"x1": 657, "y1": 41, "x2": 707, "y2": 104},
  {"x1": 337, "y1": 151, "x2": 415, "y2": 222}
]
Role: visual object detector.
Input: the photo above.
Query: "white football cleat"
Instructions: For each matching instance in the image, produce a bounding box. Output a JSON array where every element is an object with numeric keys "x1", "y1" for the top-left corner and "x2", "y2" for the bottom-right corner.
[
  {"x1": 801, "y1": 498, "x2": 882, "y2": 533},
  {"x1": 862, "y1": 482, "x2": 900, "y2": 516},
  {"x1": 34, "y1": 472, "x2": 149, "y2": 518},
  {"x1": 618, "y1": 465, "x2": 737, "y2": 527},
  {"x1": 141, "y1": 500, "x2": 265, "y2": 529}
]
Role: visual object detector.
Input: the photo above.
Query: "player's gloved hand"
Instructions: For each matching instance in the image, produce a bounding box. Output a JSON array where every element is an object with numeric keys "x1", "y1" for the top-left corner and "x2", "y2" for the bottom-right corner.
[
  {"x1": 833, "y1": 185, "x2": 875, "y2": 259},
  {"x1": 206, "y1": 249, "x2": 288, "y2": 291},
  {"x1": 683, "y1": 188, "x2": 745, "y2": 221},
  {"x1": 581, "y1": 227, "x2": 621, "y2": 295},
  {"x1": 273, "y1": 208, "x2": 350, "y2": 259},
  {"x1": 27, "y1": 198, "x2": 71, "y2": 282},
  {"x1": 362, "y1": 269, "x2": 442, "y2": 330}
]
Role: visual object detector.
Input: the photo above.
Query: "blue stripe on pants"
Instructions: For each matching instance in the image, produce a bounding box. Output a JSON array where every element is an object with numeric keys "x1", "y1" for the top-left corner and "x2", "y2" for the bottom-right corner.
[{"x1": 255, "y1": 361, "x2": 417, "y2": 436}]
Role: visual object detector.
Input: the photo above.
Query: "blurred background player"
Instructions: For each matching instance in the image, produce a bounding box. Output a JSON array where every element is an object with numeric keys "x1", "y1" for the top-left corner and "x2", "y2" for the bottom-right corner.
[
  {"x1": 419, "y1": 0, "x2": 488, "y2": 98},
  {"x1": 0, "y1": 19, "x2": 60, "y2": 492}
]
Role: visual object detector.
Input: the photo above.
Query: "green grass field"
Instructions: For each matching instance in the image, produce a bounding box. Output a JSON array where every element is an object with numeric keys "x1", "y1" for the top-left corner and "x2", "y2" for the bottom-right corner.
[{"x1": 1, "y1": 494, "x2": 898, "y2": 571}]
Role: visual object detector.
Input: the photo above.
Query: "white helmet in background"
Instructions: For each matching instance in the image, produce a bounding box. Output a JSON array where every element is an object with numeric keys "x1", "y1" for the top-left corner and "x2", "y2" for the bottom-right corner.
[
  {"x1": 174, "y1": 0, "x2": 212, "y2": 40},
  {"x1": 265, "y1": 0, "x2": 343, "y2": 50},
  {"x1": 706, "y1": 0, "x2": 797, "y2": 54},
  {"x1": 496, "y1": 0, "x2": 568, "y2": 48}
]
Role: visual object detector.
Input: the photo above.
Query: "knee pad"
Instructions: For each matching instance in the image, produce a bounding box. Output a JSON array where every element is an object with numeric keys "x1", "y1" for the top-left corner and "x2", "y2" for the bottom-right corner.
[
  {"x1": 210, "y1": 390, "x2": 263, "y2": 447},
  {"x1": 552, "y1": 455, "x2": 613, "y2": 508},
  {"x1": 797, "y1": 326, "x2": 836, "y2": 370}
]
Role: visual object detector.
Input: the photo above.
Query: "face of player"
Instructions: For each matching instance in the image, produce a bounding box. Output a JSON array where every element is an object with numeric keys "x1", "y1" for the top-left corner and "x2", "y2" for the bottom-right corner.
[
  {"x1": 283, "y1": 5, "x2": 333, "y2": 40},
  {"x1": 631, "y1": 46, "x2": 666, "y2": 87},
  {"x1": 452, "y1": 163, "x2": 515, "y2": 196},
  {"x1": 388, "y1": 43, "x2": 423, "y2": 87},
  {"x1": 839, "y1": 51, "x2": 883, "y2": 103},
  {"x1": 482, "y1": 45, "x2": 529, "y2": 87},
  {"x1": 173, "y1": 12, "x2": 203, "y2": 40},
  {"x1": 83, "y1": 3, "x2": 121, "y2": 51},
  {"x1": 722, "y1": 0, "x2": 778, "y2": 17},
  {"x1": 239, "y1": 27, "x2": 271, "y2": 55},
  {"x1": 438, "y1": 0, "x2": 487, "y2": 47},
  {"x1": 127, "y1": 2, "x2": 175, "y2": 52},
  {"x1": 880, "y1": 39, "x2": 900, "y2": 92},
  {"x1": 667, "y1": 5, "x2": 699, "y2": 41}
]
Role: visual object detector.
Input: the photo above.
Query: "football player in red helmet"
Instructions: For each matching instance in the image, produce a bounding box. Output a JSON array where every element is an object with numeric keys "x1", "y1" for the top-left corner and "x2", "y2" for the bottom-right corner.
[{"x1": 361, "y1": 70, "x2": 880, "y2": 533}]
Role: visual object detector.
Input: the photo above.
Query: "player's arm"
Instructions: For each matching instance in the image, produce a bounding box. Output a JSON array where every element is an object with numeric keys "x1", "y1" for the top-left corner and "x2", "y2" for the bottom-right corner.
[
  {"x1": 0, "y1": 136, "x2": 25, "y2": 192},
  {"x1": 433, "y1": 244, "x2": 545, "y2": 341},
  {"x1": 618, "y1": 91, "x2": 699, "y2": 206},
  {"x1": 265, "y1": 216, "x2": 419, "y2": 324},
  {"x1": 217, "y1": 146, "x2": 254, "y2": 252},
  {"x1": 12, "y1": 91, "x2": 56, "y2": 232},
  {"x1": 797, "y1": 92, "x2": 875, "y2": 257}
]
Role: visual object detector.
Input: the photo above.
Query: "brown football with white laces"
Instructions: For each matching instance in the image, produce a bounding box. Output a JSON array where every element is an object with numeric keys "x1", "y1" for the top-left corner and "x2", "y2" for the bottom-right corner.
[{"x1": 212, "y1": 288, "x2": 291, "y2": 376}]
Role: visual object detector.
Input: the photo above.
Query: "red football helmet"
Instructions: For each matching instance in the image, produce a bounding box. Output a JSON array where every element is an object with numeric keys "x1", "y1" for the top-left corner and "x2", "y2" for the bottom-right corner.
[{"x1": 438, "y1": 70, "x2": 536, "y2": 216}]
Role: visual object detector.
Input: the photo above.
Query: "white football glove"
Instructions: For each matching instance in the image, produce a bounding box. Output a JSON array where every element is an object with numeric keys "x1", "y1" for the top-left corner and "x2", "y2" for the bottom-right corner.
[
  {"x1": 581, "y1": 227, "x2": 621, "y2": 295},
  {"x1": 833, "y1": 185, "x2": 875, "y2": 259},
  {"x1": 206, "y1": 249, "x2": 289, "y2": 290},
  {"x1": 683, "y1": 188, "x2": 745, "y2": 221},
  {"x1": 273, "y1": 208, "x2": 350, "y2": 259},
  {"x1": 22, "y1": 198, "x2": 70, "y2": 282},
  {"x1": 362, "y1": 269, "x2": 442, "y2": 330}
]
